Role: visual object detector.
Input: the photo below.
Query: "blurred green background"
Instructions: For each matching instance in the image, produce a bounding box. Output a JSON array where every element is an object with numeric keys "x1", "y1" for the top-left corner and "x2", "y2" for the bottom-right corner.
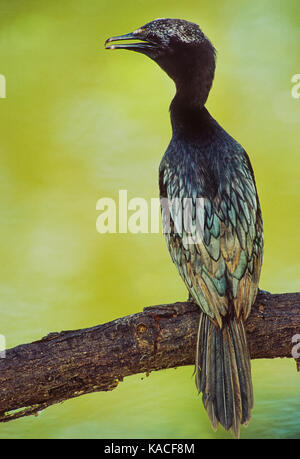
[{"x1": 0, "y1": 0, "x2": 300, "y2": 439}]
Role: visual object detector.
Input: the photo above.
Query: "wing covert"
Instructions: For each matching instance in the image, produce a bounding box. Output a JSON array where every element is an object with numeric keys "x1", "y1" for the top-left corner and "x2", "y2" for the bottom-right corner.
[{"x1": 159, "y1": 149, "x2": 263, "y2": 327}]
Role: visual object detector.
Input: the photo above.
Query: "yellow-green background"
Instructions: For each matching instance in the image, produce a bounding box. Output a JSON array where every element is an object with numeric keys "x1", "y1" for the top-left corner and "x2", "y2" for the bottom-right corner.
[{"x1": 0, "y1": 0, "x2": 299, "y2": 439}]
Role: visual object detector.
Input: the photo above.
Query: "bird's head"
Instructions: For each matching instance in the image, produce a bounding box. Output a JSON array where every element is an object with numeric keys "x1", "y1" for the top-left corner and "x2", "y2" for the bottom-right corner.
[{"x1": 105, "y1": 18, "x2": 216, "y2": 88}]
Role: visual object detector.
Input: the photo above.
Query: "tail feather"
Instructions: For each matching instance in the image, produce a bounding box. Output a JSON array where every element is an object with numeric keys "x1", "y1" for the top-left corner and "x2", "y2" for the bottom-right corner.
[
  {"x1": 230, "y1": 319, "x2": 253, "y2": 425},
  {"x1": 195, "y1": 313, "x2": 253, "y2": 438}
]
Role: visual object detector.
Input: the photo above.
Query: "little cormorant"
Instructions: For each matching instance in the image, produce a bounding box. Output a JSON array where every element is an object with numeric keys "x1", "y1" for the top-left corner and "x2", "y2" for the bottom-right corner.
[{"x1": 105, "y1": 18, "x2": 264, "y2": 438}]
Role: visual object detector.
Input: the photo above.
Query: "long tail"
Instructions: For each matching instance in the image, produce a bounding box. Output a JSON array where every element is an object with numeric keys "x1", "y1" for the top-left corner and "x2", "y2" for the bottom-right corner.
[{"x1": 195, "y1": 312, "x2": 253, "y2": 438}]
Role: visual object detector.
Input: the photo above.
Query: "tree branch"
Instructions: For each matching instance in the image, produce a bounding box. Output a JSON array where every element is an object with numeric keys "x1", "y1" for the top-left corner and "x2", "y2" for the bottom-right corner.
[{"x1": 0, "y1": 290, "x2": 299, "y2": 423}]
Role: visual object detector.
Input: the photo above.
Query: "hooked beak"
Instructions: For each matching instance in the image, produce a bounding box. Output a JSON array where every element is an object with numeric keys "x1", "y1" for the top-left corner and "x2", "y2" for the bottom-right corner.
[{"x1": 105, "y1": 30, "x2": 157, "y2": 53}]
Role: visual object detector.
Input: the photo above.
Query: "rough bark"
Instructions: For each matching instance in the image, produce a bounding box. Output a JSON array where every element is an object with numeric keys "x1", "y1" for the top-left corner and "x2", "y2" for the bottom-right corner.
[{"x1": 0, "y1": 290, "x2": 299, "y2": 423}]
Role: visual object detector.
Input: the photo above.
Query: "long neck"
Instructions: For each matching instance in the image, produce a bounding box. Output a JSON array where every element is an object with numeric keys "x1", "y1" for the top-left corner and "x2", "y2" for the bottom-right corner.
[
  {"x1": 168, "y1": 50, "x2": 216, "y2": 136},
  {"x1": 173, "y1": 58, "x2": 215, "y2": 108},
  {"x1": 170, "y1": 75, "x2": 216, "y2": 139}
]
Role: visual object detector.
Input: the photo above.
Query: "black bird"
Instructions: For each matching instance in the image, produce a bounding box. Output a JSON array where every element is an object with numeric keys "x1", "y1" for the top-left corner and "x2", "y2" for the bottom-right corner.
[{"x1": 105, "y1": 18, "x2": 263, "y2": 437}]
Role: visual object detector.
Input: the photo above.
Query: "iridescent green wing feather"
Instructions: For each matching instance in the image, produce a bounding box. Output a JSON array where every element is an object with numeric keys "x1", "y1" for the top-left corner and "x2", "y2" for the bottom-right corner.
[{"x1": 159, "y1": 149, "x2": 263, "y2": 326}]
